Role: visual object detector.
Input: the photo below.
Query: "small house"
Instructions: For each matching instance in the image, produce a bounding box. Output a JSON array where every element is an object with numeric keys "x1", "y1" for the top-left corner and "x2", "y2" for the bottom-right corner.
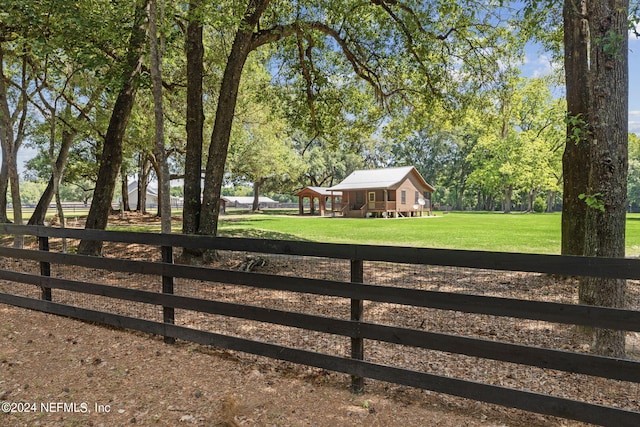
[
  {"x1": 126, "y1": 180, "x2": 158, "y2": 209},
  {"x1": 328, "y1": 166, "x2": 434, "y2": 218},
  {"x1": 126, "y1": 180, "x2": 183, "y2": 210}
]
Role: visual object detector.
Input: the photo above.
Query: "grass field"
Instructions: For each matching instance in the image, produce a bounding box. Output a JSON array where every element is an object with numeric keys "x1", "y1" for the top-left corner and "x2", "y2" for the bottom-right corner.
[
  {"x1": 9, "y1": 207, "x2": 640, "y2": 255},
  {"x1": 220, "y1": 210, "x2": 640, "y2": 256}
]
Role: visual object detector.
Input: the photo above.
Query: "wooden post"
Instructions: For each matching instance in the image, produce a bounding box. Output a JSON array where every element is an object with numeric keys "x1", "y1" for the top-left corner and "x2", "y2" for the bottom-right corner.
[
  {"x1": 38, "y1": 236, "x2": 52, "y2": 301},
  {"x1": 350, "y1": 258, "x2": 364, "y2": 393},
  {"x1": 161, "y1": 245, "x2": 175, "y2": 344}
]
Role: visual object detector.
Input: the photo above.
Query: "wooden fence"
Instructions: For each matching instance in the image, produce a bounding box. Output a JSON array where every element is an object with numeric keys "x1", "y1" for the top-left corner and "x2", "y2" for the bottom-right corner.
[{"x1": 1, "y1": 224, "x2": 640, "y2": 426}]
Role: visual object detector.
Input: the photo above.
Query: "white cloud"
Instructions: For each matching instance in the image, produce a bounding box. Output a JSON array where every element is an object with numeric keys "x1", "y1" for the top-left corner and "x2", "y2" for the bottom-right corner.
[{"x1": 523, "y1": 52, "x2": 559, "y2": 78}]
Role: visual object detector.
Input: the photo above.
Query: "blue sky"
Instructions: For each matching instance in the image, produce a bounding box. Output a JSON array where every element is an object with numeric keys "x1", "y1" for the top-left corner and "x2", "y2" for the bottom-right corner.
[
  {"x1": 629, "y1": 33, "x2": 640, "y2": 135},
  {"x1": 521, "y1": 30, "x2": 639, "y2": 135}
]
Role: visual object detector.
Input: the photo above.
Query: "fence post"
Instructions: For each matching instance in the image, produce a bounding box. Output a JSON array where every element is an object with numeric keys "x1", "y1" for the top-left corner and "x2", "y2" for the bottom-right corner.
[
  {"x1": 350, "y1": 258, "x2": 364, "y2": 393},
  {"x1": 38, "y1": 236, "x2": 52, "y2": 301},
  {"x1": 161, "y1": 245, "x2": 175, "y2": 344}
]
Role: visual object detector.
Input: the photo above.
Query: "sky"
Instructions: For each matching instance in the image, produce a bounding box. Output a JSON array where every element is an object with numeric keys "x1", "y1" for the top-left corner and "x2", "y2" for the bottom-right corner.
[{"x1": 521, "y1": 29, "x2": 640, "y2": 135}]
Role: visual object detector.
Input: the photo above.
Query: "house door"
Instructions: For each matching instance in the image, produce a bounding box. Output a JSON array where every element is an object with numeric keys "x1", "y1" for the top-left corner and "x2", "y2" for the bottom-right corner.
[{"x1": 368, "y1": 192, "x2": 376, "y2": 209}]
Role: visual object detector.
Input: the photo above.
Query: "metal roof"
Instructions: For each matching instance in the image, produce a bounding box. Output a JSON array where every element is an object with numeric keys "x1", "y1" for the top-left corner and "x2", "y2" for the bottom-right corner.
[
  {"x1": 328, "y1": 166, "x2": 434, "y2": 191},
  {"x1": 295, "y1": 187, "x2": 342, "y2": 196},
  {"x1": 222, "y1": 196, "x2": 278, "y2": 204}
]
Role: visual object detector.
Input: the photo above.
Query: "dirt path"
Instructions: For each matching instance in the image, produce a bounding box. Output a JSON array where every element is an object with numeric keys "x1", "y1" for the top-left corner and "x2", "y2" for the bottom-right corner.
[{"x1": 0, "y1": 304, "x2": 582, "y2": 427}]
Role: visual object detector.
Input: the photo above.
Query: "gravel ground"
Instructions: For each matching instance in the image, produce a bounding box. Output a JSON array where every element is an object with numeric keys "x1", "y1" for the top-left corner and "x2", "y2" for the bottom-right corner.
[{"x1": 0, "y1": 304, "x2": 571, "y2": 427}]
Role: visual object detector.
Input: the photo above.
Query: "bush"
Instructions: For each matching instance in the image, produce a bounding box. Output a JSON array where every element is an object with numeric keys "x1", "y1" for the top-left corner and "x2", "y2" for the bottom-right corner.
[{"x1": 533, "y1": 196, "x2": 547, "y2": 213}]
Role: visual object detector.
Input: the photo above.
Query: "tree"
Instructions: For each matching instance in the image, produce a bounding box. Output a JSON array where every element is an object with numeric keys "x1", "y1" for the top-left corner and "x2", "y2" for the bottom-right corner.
[
  {"x1": 627, "y1": 134, "x2": 640, "y2": 210},
  {"x1": 196, "y1": 0, "x2": 526, "y2": 237},
  {"x1": 562, "y1": 0, "x2": 629, "y2": 357},
  {"x1": 227, "y1": 99, "x2": 303, "y2": 211},
  {"x1": 465, "y1": 76, "x2": 563, "y2": 214},
  {"x1": 0, "y1": 48, "x2": 34, "y2": 247},
  {"x1": 78, "y1": 0, "x2": 149, "y2": 256},
  {"x1": 148, "y1": 0, "x2": 171, "y2": 233},
  {"x1": 182, "y1": 0, "x2": 205, "y2": 237}
]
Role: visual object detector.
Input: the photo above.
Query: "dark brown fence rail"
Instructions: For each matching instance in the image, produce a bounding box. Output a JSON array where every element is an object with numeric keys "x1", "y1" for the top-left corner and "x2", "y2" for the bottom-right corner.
[{"x1": 1, "y1": 224, "x2": 640, "y2": 426}]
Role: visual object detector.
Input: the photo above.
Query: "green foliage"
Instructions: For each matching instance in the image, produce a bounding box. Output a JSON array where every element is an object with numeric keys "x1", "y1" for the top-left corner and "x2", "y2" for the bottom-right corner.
[
  {"x1": 466, "y1": 76, "x2": 564, "y2": 210},
  {"x1": 578, "y1": 193, "x2": 606, "y2": 212},
  {"x1": 3, "y1": 0, "x2": 572, "y2": 227},
  {"x1": 564, "y1": 113, "x2": 589, "y2": 145},
  {"x1": 626, "y1": 134, "x2": 640, "y2": 209},
  {"x1": 594, "y1": 30, "x2": 625, "y2": 59},
  {"x1": 170, "y1": 186, "x2": 183, "y2": 198},
  {"x1": 533, "y1": 197, "x2": 547, "y2": 213},
  {"x1": 20, "y1": 181, "x2": 47, "y2": 205}
]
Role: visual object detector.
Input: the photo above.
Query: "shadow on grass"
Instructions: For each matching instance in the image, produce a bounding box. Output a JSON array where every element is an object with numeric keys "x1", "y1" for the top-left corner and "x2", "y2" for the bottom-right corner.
[
  {"x1": 220, "y1": 228, "x2": 310, "y2": 242},
  {"x1": 224, "y1": 208, "x2": 299, "y2": 216}
]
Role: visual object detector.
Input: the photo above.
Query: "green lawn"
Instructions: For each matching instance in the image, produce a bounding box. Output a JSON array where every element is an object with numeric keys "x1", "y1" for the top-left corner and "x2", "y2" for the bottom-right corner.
[{"x1": 220, "y1": 211, "x2": 640, "y2": 256}]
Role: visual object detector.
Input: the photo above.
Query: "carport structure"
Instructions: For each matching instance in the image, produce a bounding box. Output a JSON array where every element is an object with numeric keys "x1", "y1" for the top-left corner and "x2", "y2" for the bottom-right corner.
[{"x1": 295, "y1": 187, "x2": 341, "y2": 216}]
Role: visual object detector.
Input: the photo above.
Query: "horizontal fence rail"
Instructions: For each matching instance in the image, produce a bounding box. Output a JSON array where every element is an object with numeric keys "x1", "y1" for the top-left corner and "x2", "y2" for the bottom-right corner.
[{"x1": 1, "y1": 224, "x2": 640, "y2": 426}]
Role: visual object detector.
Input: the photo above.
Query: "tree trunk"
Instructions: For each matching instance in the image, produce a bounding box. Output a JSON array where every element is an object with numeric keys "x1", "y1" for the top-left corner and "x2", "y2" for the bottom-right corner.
[
  {"x1": 0, "y1": 143, "x2": 9, "y2": 223},
  {"x1": 528, "y1": 189, "x2": 537, "y2": 212},
  {"x1": 563, "y1": 0, "x2": 629, "y2": 357},
  {"x1": 149, "y1": 0, "x2": 171, "y2": 234},
  {"x1": 77, "y1": 0, "x2": 148, "y2": 256},
  {"x1": 454, "y1": 184, "x2": 465, "y2": 211},
  {"x1": 546, "y1": 190, "x2": 555, "y2": 212},
  {"x1": 7, "y1": 151, "x2": 22, "y2": 230},
  {"x1": 198, "y1": 0, "x2": 271, "y2": 237},
  {"x1": 503, "y1": 185, "x2": 512, "y2": 214},
  {"x1": 582, "y1": 0, "x2": 629, "y2": 358},
  {"x1": 140, "y1": 177, "x2": 149, "y2": 214},
  {"x1": 0, "y1": 47, "x2": 24, "y2": 245},
  {"x1": 562, "y1": 0, "x2": 590, "y2": 256},
  {"x1": 28, "y1": 129, "x2": 76, "y2": 225},
  {"x1": 137, "y1": 155, "x2": 152, "y2": 213},
  {"x1": 121, "y1": 174, "x2": 131, "y2": 211},
  {"x1": 182, "y1": 0, "x2": 204, "y2": 237},
  {"x1": 252, "y1": 178, "x2": 267, "y2": 212}
]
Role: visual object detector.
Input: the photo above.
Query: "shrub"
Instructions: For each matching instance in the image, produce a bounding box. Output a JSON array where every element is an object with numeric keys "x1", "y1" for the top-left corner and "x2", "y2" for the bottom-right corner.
[{"x1": 533, "y1": 196, "x2": 547, "y2": 213}]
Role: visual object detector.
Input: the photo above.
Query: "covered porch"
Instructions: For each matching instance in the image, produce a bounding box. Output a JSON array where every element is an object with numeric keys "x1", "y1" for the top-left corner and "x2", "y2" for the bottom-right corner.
[
  {"x1": 295, "y1": 187, "x2": 342, "y2": 216},
  {"x1": 338, "y1": 189, "x2": 428, "y2": 218}
]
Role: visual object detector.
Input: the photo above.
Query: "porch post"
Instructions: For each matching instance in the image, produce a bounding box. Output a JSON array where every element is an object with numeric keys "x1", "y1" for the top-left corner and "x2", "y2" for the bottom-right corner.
[{"x1": 384, "y1": 190, "x2": 388, "y2": 217}]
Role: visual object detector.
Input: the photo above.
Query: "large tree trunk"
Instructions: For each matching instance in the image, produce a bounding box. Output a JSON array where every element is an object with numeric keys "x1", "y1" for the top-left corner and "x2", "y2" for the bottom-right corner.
[
  {"x1": 28, "y1": 129, "x2": 76, "y2": 225},
  {"x1": 77, "y1": 0, "x2": 148, "y2": 256},
  {"x1": 582, "y1": 0, "x2": 629, "y2": 358},
  {"x1": 182, "y1": 0, "x2": 204, "y2": 237},
  {"x1": 149, "y1": 0, "x2": 171, "y2": 234},
  {"x1": 563, "y1": 0, "x2": 629, "y2": 357},
  {"x1": 562, "y1": 0, "x2": 591, "y2": 256},
  {"x1": 198, "y1": 0, "x2": 271, "y2": 237}
]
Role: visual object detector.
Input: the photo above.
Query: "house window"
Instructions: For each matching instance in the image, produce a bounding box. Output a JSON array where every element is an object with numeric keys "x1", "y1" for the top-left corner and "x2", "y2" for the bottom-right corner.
[
  {"x1": 401, "y1": 190, "x2": 406, "y2": 204},
  {"x1": 415, "y1": 191, "x2": 419, "y2": 203}
]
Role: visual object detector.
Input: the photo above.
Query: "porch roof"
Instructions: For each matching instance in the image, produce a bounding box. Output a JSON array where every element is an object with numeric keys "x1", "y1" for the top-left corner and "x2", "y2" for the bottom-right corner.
[
  {"x1": 328, "y1": 166, "x2": 434, "y2": 192},
  {"x1": 294, "y1": 186, "x2": 342, "y2": 197}
]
